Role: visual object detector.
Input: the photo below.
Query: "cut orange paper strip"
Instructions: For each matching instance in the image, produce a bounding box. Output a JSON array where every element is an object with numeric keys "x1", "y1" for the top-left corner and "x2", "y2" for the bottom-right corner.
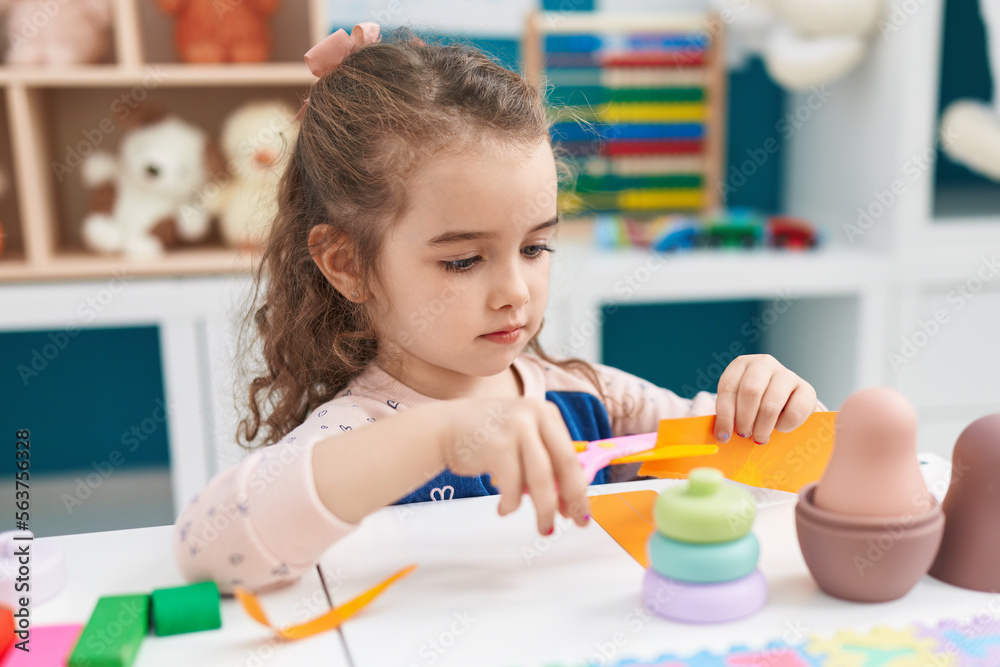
[
  {"x1": 589, "y1": 490, "x2": 659, "y2": 568},
  {"x1": 611, "y1": 443, "x2": 718, "y2": 464},
  {"x1": 639, "y1": 411, "x2": 836, "y2": 493},
  {"x1": 235, "y1": 564, "x2": 417, "y2": 640}
]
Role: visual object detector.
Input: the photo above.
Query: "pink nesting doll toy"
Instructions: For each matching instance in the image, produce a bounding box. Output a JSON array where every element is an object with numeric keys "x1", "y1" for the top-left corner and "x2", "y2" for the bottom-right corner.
[
  {"x1": 795, "y1": 386, "x2": 945, "y2": 602},
  {"x1": 929, "y1": 413, "x2": 1000, "y2": 592}
]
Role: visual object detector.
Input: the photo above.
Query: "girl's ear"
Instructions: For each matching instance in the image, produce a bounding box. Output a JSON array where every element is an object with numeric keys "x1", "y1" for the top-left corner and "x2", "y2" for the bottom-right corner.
[{"x1": 308, "y1": 224, "x2": 365, "y2": 302}]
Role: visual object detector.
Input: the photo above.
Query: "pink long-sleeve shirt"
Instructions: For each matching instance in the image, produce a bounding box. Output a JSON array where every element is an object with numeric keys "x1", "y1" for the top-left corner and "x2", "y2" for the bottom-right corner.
[{"x1": 174, "y1": 353, "x2": 719, "y2": 593}]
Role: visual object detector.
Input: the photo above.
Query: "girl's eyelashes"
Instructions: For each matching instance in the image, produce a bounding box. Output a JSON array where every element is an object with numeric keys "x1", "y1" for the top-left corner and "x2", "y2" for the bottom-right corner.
[
  {"x1": 440, "y1": 244, "x2": 554, "y2": 273},
  {"x1": 442, "y1": 256, "x2": 482, "y2": 272},
  {"x1": 523, "y1": 244, "x2": 555, "y2": 258}
]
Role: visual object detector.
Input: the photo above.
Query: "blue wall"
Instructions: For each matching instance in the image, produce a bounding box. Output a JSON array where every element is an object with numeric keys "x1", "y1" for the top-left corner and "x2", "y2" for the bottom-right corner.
[
  {"x1": 1, "y1": 326, "x2": 170, "y2": 475},
  {"x1": 601, "y1": 300, "x2": 766, "y2": 397}
]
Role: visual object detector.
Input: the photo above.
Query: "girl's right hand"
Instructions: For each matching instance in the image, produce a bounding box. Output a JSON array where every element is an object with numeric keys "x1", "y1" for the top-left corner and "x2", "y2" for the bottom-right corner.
[{"x1": 438, "y1": 398, "x2": 591, "y2": 535}]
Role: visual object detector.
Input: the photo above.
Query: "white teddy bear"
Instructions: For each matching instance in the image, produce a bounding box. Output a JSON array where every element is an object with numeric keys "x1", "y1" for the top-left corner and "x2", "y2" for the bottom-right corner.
[
  {"x1": 712, "y1": 0, "x2": 882, "y2": 90},
  {"x1": 940, "y1": 0, "x2": 1000, "y2": 182},
  {"x1": 82, "y1": 114, "x2": 215, "y2": 259}
]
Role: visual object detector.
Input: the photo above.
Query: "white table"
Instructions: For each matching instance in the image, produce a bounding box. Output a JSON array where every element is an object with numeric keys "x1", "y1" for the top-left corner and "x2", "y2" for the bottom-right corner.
[
  {"x1": 319, "y1": 453, "x2": 992, "y2": 667},
  {"x1": 32, "y1": 525, "x2": 350, "y2": 666},
  {"x1": 31, "y1": 454, "x2": 984, "y2": 667}
]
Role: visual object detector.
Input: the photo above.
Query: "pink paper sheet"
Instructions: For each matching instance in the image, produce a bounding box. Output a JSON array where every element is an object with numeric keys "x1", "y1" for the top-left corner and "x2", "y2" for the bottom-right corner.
[{"x1": 0, "y1": 624, "x2": 82, "y2": 667}]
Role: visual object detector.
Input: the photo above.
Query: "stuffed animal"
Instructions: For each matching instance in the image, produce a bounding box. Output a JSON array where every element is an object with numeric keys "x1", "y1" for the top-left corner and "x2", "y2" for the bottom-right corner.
[
  {"x1": 711, "y1": 0, "x2": 881, "y2": 90},
  {"x1": 155, "y1": 0, "x2": 281, "y2": 63},
  {"x1": 81, "y1": 108, "x2": 221, "y2": 259},
  {"x1": 0, "y1": 0, "x2": 113, "y2": 65},
  {"x1": 208, "y1": 100, "x2": 297, "y2": 251},
  {"x1": 940, "y1": 0, "x2": 1000, "y2": 182}
]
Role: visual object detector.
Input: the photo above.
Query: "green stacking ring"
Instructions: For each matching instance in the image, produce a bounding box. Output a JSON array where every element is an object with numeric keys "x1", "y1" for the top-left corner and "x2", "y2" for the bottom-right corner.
[
  {"x1": 647, "y1": 531, "x2": 760, "y2": 583},
  {"x1": 654, "y1": 467, "x2": 756, "y2": 543},
  {"x1": 151, "y1": 581, "x2": 222, "y2": 636}
]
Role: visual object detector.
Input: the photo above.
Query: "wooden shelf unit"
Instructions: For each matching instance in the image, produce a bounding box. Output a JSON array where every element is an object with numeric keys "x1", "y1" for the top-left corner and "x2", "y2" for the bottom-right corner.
[{"x1": 0, "y1": 0, "x2": 327, "y2": 283}]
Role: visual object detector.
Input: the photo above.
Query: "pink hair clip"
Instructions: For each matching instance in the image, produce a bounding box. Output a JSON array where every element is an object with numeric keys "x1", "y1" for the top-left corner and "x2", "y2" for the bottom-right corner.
[{"x1": 296, "y1": 22, "x2": 383, "y2": 121}]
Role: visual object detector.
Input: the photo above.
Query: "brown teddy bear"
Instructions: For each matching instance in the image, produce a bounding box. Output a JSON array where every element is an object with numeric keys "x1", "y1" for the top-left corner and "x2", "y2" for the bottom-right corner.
[{"x1": 156, "y1": 0, "x2": 281, "y2": 64}]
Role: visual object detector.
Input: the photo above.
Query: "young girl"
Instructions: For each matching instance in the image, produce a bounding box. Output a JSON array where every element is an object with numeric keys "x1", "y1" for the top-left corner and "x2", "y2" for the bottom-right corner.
[{"x1": 174, "y1": 24, "x2": 823, "y2": 594}]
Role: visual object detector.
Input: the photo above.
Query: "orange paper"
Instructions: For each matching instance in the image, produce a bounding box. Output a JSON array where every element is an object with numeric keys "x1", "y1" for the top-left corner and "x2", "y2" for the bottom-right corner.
[
  {"x1": 235, "y1": 564, "x2": 417, "y2": 640},
  {"x1": 638, "y1": 411, "x2": 836, "y2": 493},
  {"x1": 588, "y1": 491, "x2": 659, "y2": 568}
]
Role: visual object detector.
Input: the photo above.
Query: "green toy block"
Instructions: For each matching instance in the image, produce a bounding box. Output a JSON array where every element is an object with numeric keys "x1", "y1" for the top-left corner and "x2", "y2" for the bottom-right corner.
[
  {"x1": 653, "y1": 467, "x2": 756, "y2": 543},
  {"x1": 151, "y1": 581, "x2": 222, "y2": 636},
  {"x1": 68, "y1": 594, "x2": 149, "y2": 667}
]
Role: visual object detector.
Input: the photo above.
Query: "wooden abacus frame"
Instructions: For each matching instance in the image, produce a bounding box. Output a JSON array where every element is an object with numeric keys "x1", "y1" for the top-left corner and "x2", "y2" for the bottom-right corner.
[{"x1": 522, "y1": 11, "x2": 728, "y2": 214}]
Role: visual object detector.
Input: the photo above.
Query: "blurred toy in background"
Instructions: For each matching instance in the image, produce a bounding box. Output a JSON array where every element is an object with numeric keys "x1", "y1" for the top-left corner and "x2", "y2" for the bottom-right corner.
[
  {"x1": 589, "y1": 209, "x2": 822, "y2": 252},
  {"x1": 81, "y1": 107, "x2": 224, "y2": 259},
  {"x1": 651, "y1": 216, "x2": 699, "y2": 252},
  {"x1": 939, "y1": 0, "x2": 1000, "y2": 181},
  {"x1": 697, "y1": 209, "x2": 767, "y2": 249},
  {"x1": 710, "y1": 0, "x2": 881, "y2": 90},
  {"x1": 768, "y1": 215, "x2": 819, "y2": 249},
  {"x1": 156, "y1": 0, "x2": 280, "y2": 63},
  {"x1": 208, "y1": 100, "x2": 297, "y2": 251},
  {"x1": 0, "y1": 0, "x2": 113, "y2": 65}
]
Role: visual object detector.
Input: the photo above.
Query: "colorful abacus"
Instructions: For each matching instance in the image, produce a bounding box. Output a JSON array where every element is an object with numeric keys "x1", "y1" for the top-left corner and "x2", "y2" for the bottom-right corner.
[
  {"x1": 643, "y1": 467, "x2": 767, "y2": 623},
  {"x1": 523, "y1": 12, "x2": 727, "y2": 218}
]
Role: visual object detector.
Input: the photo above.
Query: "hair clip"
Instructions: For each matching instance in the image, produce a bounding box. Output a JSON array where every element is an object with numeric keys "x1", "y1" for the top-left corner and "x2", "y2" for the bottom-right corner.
[{"x1": 296, "y1": 22, "x2": 383, "y2": 121}]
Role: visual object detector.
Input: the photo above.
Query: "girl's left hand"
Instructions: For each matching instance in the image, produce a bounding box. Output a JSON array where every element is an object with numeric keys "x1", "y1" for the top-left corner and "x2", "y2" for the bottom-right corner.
[{"x1": 713, "y1": 354, "x2": 819, "y2": 445}]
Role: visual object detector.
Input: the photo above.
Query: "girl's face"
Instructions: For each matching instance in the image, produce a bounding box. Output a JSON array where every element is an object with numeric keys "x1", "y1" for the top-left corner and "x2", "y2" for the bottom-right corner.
[{"x1": 373, "y1": 137, "x2": 558, "y2": 392}]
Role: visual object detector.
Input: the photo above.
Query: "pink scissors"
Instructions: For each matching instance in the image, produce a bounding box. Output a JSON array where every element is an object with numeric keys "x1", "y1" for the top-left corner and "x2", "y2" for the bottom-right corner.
[{"x1": 575, "y1": 433, "x2": 718, "y2": 483}]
